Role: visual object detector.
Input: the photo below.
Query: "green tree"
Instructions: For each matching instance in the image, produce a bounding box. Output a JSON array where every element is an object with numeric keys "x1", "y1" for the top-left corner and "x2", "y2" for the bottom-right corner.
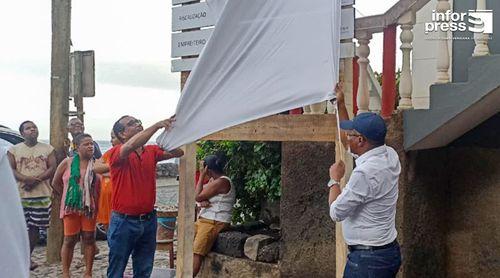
[{"x1": 374, "y1": 69, "x2": 401, "y2": 109}]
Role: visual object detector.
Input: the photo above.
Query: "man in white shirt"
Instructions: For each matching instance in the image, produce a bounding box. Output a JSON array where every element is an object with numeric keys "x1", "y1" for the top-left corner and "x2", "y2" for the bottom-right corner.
[{"x1": 328, "y1": 84, "x2": 401, "y2": 277}]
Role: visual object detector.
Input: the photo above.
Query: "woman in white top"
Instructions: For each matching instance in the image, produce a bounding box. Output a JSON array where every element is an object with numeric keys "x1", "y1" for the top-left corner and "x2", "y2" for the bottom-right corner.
[{"x1": 193, "y1": 154, "x2": 235, "y2": 276}]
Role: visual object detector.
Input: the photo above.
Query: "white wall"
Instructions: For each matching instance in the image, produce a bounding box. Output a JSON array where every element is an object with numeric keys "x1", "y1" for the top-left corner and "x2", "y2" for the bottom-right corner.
[{"x1": 411, "y1": 0, "x2": 453, "y2": 109}]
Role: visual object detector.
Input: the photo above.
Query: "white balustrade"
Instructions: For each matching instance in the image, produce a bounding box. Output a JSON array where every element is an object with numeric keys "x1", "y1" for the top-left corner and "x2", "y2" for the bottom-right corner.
[
  {"x1": 303, "y1": 105, "x2": 311, "y2": 114},
  {"x1": 473, "y1": 0, "x2": 490, "y2": 56},
  {"x1": 398, "y1": 11, "x2": 415, "y2": 109},
  {"x1": 309, "y1": 101, "x2": 327, "y2": 114},
  {"x1": 435, "y1": 0, "x2": 451, "y2": 83},
  {"x1": 356, "y1": 31, "x2": 372, "y2": 114}
]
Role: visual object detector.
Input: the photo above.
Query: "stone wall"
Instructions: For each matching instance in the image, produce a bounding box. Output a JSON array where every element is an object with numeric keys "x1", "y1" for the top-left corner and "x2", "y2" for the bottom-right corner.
[
  {"x1": 395, "y1": 110, "x2": 500, "y2": 277},
  {"x1": 280, "y1": 142, "x2": 336, "y2": 277},
  {"x1": 156, "y1": 162, "x2": 178, "y2": 178},
  {"x1": 386, "y1": 112, "x2": 450, "y2": 277},
  {"x1": 402, "y1": 149, "x2": 449, "y2": 278},
  {"x1": 446, "y1": 147, "x2": 500, "y2": 277},
  {"x1": 199, "y1": 253, "x2": 280, "y2": 278}
]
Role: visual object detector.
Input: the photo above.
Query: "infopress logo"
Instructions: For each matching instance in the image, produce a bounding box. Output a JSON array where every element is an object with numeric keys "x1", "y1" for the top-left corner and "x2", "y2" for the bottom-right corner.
[{"x1": 425, "y1": 10, "x2": 493, "y2": 34}]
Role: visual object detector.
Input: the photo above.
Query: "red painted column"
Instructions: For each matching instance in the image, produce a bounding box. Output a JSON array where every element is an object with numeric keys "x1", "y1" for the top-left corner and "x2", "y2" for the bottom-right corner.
[
  {"x1": 352, "y1": 57, "x2": 359, "y2": 116},
  {"x1": 289, "y1": 108, "x2": 303, "y2": 114},
  {"x1": 381, "y1": 25, "x2": 397, "y2": 119}
]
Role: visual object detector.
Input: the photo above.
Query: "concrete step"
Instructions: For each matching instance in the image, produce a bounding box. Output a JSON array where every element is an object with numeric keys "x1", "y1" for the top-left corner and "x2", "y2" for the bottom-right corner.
[{"x1": 404, "y1": 55, "x2": 500, "y2": 150}]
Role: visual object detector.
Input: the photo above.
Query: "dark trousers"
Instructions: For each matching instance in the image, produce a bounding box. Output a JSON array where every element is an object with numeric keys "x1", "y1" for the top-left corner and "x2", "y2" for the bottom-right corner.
[{"x1": 344, "y1": 242, "x2": 401, "y2": 278}]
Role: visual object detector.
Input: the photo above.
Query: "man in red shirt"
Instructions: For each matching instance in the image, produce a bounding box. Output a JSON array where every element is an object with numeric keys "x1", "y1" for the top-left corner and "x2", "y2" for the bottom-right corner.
[{"x1": 107, "y1": 115, "x2": 184, "y2": 277}]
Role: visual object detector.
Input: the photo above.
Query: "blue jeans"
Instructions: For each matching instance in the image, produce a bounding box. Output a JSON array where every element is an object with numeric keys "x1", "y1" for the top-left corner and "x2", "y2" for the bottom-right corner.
[
  {"x1": 107, "y1": 211, "x2": 157, "y2": 278},
  {"x1": 344, "y1": 242, "x2": 401, "y2": 278}
]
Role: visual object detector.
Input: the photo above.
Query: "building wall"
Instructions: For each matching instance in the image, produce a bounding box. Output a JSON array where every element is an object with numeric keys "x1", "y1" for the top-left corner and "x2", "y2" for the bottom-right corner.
[
  {"x1": 452, "y1": 0, "x2": 500, "y2": 82},
  {"x1": 402, "y1": 149, "x2": 450, "y2": 278},
  {"x1": 280, "y1": 142, "x2": 336, "y2": 277},
  {"x1": 399, "y1": 112, "x2": 500, "y2": 277},
  {"x1": 412, "y1": 0, "x2": 452, "y2": 109},
  {"x1": 446, "y1": 147, "x2": 500, "y2": 277}
]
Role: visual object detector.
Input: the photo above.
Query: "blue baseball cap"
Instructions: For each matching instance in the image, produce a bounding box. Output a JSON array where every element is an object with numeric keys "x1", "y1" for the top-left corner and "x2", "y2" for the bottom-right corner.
[{"x1": 339, "y1": 112, "x2": 387, "y2": 144}]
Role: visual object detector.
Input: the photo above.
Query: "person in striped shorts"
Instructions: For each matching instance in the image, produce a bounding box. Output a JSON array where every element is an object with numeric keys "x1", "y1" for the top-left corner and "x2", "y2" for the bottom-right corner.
[{"x1": 7, "y1": 121, "x2": 56, "y2": 270}]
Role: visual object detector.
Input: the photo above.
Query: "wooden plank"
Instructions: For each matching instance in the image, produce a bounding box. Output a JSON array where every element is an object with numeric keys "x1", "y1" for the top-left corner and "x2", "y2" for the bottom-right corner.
[
  {"x1": 202, "y1": 114, "x2": 337, "y2": 142},
  {"x1": 176, "y1": 143, "x2": 197, "y2": 278},
  {"x1": 335, "y1": 58, "x2": 355, "y2": 278}
]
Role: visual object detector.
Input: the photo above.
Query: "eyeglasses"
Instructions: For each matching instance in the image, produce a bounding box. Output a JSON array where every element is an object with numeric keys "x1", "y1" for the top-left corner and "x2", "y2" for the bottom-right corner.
[
  {"x1": 126, "y1": 119, "x2": 142, "y2": 127},
  {"x1": 70, "y1": 123, "x2": 83, "y2": 127}
]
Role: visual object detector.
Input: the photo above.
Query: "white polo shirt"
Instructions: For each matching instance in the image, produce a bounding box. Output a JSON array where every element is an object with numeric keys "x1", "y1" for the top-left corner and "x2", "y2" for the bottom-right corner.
[{"x1": 330, "y1": 145, "x2": 401, "y2": 246}]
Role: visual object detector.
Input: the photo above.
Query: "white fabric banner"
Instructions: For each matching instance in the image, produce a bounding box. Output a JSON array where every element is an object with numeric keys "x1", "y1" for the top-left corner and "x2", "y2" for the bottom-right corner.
[
  {"x1": 158, "y1": 0, "x2": 341, "y2": 150},
  {"x1": 0, "y1": 147, "x2": 30, "y2": 277}
]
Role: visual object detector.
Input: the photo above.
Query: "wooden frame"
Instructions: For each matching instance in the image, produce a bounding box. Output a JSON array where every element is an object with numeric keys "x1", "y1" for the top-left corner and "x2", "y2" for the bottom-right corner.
[
  {"x1": 175, "y1": 61, "x2": 354, "y2": 278},
  {"x1": 203, "y1": 114, "x2": 337, "y2": 142}
]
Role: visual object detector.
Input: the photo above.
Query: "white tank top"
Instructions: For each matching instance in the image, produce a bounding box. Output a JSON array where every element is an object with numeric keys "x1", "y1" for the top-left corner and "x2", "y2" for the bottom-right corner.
[{"x1": 199, "y1": 176, "x2": 235, "y2": 223}]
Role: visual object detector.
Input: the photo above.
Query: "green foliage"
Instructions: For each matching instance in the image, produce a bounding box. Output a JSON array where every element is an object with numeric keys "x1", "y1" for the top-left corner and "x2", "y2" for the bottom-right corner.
[
  {"x1": 374, "y1": 68, "x2": 402, "y2": 109},
  {"x1": 196, "y1": 141, "x2": 281, "y2": 224}
]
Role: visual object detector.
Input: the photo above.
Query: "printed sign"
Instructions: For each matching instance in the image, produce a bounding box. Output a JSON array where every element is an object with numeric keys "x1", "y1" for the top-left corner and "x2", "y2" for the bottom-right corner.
[
  {"x1": 172, "y1": 2, "x2": 215, "y2": 31},
  {"x1": 341, "y1": 7, "x2": 355, "y2": 40},
  {"x1": 341, "y1": 0, "x2": 355, "y2": 6},
  {"x1": 171, "y1": 58, "x2": 198, "y2": 72},
  {"x1": 172, "y1": 42, "x2": 355, "y2": 72},
  {"x1": 172, "y1": 29, "x2": 213, "y2": 57},
  {"x1": 172, "y1": 0, "x2": 197, "y2": 5}
]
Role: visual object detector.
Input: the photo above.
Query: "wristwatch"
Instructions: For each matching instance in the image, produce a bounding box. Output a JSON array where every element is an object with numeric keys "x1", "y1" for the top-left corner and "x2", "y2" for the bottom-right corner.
[{"x1": 327, "y1": 179, "x2": 340, "y2": 188}]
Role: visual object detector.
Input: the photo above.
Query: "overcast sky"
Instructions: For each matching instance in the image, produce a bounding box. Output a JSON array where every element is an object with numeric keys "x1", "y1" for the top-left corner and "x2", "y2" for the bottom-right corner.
[{"x1": 0, "y1": 0, "x2": 399, "y2": 140}]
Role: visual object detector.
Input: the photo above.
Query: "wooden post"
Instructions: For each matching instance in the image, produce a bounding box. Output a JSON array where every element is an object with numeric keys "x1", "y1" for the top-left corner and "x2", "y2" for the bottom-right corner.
[
  {"x1": 176, "y1": 143, "x2": 196, "y2": 278},
  {"x1": 47, "y1": 0, "x2": 71, "y2": 264},
  {"x1": 335, "y1": 58, "x2": 355, "y2": 278},
  {"x1": 381, "y1": 25, "x2": 397, "y2": 119},
  {"x1": 176, "y1": 71, "x2": 196, "y2": 277}
]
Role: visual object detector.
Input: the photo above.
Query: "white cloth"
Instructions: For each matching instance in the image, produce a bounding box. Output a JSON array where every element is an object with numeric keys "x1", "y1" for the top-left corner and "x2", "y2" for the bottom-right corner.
[
  {"x1": 330, "y1": 145, "x2": 401, "y2": 246},
  {"x1": 206, "y1": 0, "x2": 227, "y2": 23},
  {"x1": 0, "y1": 146, "x2": 30, "y2": 277},
  {"x1": 157, "y1": 0, "x2": 341, "y2": 150},
  {"x1": 83, "y1": 158, "x2": 95, "y2": 213},
  {"x1": 199, "y1": 176, "x2": 235, "y2": 223}
]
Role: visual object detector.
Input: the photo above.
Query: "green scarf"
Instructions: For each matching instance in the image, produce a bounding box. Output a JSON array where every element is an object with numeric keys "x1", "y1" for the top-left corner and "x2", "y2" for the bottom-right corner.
[{"x1": 65, "y1": 154, "x2": 83, "y2": 211}]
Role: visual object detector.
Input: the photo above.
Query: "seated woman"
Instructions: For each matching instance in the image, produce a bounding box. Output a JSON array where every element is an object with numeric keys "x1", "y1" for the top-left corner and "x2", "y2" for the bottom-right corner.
[
  {"x1": 193, "y1": 154, "x2": 235, "y2": 277},
  {"x1": 52, "y1": 133, "x2": 101, "y2": 278}
]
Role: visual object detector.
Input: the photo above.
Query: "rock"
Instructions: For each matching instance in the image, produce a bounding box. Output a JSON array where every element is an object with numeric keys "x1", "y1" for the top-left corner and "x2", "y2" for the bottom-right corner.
[
  {"x1": 260, "y1": 199, "x2": 280, "y2": 226},
  {"x1": 213, "y1": 231, "x2": 250, "y2": 258},
  {"x1": 231, "y1": 221, "x2": 266, "y2": 233},
  {"x1": 257, "y1": 241, "x2": 280, "y2": 263},
  {"x1": 199, "y1": 253, "x2": 280, "y2": 278},
  {"x1": 156, "y1": 163, "x2": 178, "y2": 178},
  {"x1": 244, "y1": 234, "x2": 275, "y2": 261}
]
